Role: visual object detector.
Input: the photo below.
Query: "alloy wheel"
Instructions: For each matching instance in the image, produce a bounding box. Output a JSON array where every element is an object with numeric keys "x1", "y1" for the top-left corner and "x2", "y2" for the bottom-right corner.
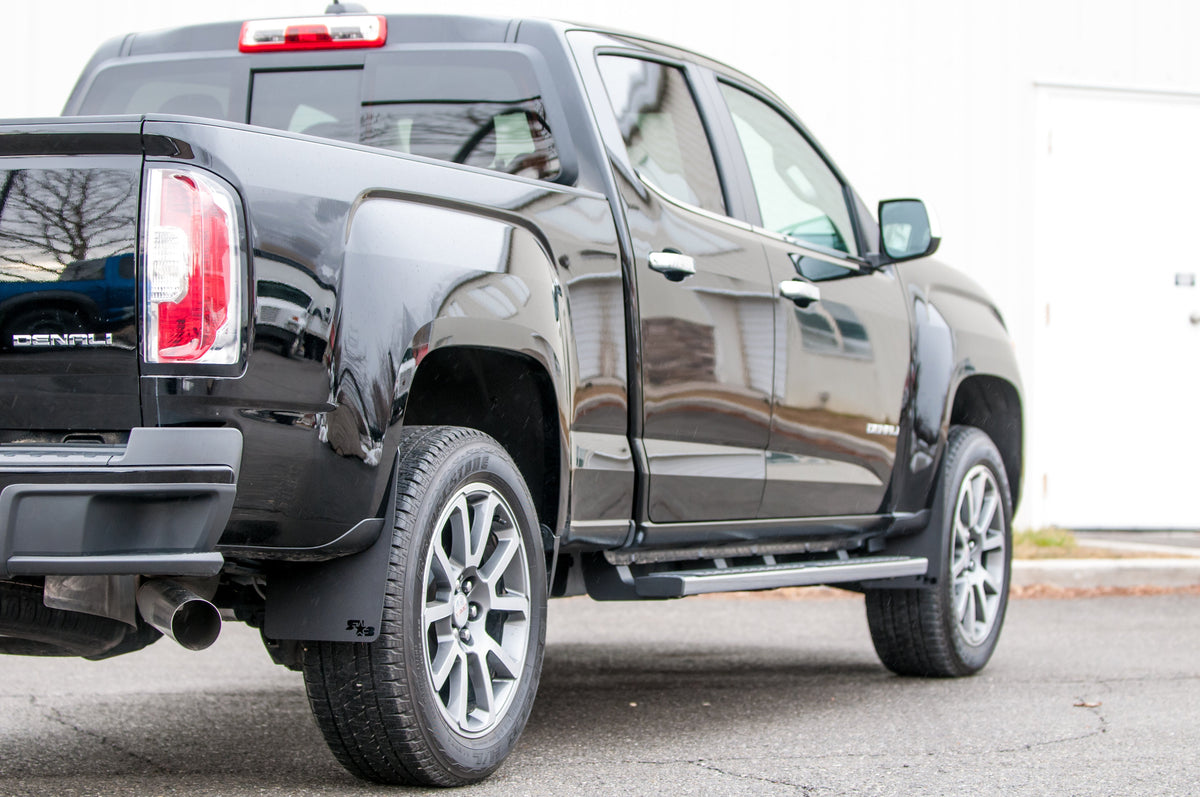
[{"x1": 421, "y1": 482, "x2": 531, "y2": 737}]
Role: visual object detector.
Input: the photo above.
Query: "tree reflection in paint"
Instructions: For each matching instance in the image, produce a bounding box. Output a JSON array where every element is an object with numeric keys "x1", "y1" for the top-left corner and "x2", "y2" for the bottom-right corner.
[{"x1": 0, "y1": 169, "x2": 137, "y2": 279}]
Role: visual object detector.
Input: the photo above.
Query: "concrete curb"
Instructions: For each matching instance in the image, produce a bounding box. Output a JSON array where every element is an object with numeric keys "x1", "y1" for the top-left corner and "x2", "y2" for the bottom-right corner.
[{"x1": 1013, "y1": 558, "x2": 1200, "y2": 588}]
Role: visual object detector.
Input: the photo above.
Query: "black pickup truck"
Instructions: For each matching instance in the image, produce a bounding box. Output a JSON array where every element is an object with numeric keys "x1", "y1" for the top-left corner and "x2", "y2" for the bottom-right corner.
[{"x1": 0, "y1": 7, "x2": 1023, "y2": 787}]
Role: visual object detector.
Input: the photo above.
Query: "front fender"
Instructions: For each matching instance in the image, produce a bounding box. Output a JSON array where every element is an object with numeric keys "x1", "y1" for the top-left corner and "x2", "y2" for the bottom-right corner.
[{"x1": 891, "y1": 258, "x2": 1023, "y2": 515}]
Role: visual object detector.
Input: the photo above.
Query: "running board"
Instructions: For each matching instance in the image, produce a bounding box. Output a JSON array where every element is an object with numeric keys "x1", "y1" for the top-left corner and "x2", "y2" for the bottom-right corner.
[{"x1": 633, "y1": 556, "x2": 929, "y2": 598}]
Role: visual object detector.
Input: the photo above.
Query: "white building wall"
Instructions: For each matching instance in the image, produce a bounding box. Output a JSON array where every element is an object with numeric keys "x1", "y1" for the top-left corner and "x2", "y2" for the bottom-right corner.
[{"x1": 6, "y1": 0, "x2": 1200, "y2": 528}]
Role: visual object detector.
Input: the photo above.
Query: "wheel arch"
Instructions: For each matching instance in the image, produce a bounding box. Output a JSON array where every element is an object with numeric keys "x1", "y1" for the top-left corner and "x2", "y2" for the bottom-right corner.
[
  {"x1": 947, "y1": 374, "x2": 1023, "y2": 511},
  {"x1": 402, "y1": 344, "x2": 565, "y2": 538}
]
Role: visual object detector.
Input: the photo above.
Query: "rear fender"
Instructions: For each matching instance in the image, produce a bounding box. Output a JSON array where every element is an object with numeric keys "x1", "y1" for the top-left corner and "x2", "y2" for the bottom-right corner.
[{"x1": 263, "y1": 200, "x2": 570, "y2": 642}]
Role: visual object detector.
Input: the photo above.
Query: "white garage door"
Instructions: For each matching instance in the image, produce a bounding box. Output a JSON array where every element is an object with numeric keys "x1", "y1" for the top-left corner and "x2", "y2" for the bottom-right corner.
[{"x1": 1034, "y1": 86, "x2": 1200, "y2": 529}]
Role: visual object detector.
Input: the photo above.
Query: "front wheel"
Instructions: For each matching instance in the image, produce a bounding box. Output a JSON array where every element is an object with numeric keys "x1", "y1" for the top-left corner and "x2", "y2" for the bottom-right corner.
[
  {"x1": 302, "y1": 426, "x2": 547, "y2": 786},
  {"x1": 865, "y1": 425, "x2": 1013, "y2": 677}
]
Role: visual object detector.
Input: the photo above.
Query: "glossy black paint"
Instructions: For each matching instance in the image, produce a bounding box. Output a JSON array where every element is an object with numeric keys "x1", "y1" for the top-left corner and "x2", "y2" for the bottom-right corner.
[
  {"x1": 1, "y1": 15, "x2": 1024, "y2": 586},
  {"x1": 132, "y1": 116, "x2": 624, "y2": 556},
  {"x1": 0, "y1": 128, "x2": 141, "y2": 433}
]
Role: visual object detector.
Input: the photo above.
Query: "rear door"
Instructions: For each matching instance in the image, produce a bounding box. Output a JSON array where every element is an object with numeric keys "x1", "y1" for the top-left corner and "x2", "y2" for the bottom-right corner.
[
  {"x1": 574, "y1": 34, "x2": 778, "y2": 526},
  {"x1": 0, "y1": 121, "x2": 143, "y2": 434}
]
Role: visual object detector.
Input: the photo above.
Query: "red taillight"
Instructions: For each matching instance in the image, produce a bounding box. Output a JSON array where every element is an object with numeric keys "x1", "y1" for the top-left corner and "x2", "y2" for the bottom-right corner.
[
  {"x1": 144, "y1": 168, "x2": 243, "y2": 365},
  {"x1": 239, "y1": 15, "x2": 387, "y2": 52}
]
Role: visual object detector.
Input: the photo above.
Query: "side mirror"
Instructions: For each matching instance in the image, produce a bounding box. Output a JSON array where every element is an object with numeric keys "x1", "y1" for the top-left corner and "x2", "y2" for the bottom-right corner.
[{"x1": 878, "y1": 199, "x2": 940, "y2": 262}]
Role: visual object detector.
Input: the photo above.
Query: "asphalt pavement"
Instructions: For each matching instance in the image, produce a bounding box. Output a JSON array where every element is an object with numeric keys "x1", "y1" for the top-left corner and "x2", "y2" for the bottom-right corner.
[
  {"x1": 1, "y1": 589, "x2": 1198, "y2": 796},
  {"x1": 1, "y1": 533, "x2": 1197, "y2": 796}
]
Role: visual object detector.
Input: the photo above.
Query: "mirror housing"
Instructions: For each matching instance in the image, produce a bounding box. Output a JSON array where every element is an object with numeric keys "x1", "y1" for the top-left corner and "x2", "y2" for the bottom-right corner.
[{"x1": 878, "y1": 199, "x2": 940, "y2": 262}]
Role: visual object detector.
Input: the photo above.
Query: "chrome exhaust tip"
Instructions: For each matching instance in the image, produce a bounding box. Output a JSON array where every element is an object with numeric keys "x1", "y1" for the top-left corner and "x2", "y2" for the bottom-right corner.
[{"x1": 136, "y1": 580, "x2": 221, "y2": 651}]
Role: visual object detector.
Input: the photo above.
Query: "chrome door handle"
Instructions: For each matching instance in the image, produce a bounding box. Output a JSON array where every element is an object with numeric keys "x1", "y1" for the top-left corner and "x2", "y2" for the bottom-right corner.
[
  {"x1": 779, "y1": 279, "x2": 820, "y2": 307},
  {"x1": 648, "y1": 251, "x2": 696, "y2": 282}
]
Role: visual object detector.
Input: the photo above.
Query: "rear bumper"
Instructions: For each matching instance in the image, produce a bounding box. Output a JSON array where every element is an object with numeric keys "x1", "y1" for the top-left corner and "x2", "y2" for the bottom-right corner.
[{"x1": 0, "y1": 428, "x2": 241, "y2": 579}]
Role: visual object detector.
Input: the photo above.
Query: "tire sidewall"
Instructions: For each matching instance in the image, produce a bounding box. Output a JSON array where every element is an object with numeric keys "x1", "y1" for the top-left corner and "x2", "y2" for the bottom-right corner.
[
  {"x1": 934, "y1": 428, "x2": 1013, "y2": 674},
  {"x1": 395, "y1": 436, "x2": 547, "y2": 781}
]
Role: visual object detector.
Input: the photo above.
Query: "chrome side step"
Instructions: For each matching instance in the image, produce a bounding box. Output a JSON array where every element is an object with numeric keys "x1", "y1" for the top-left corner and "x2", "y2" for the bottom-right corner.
[{"x1": 633, "y1": 556, "x2": 929, "y2": 598}]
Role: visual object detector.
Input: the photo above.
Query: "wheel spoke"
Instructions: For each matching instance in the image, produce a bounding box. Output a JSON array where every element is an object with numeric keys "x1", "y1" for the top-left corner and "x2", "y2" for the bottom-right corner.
[
  {"x1": 479, "y1": 534, "x2": 519, "y2": 584},
  {"x1": 951, "y1": 524, "x2": 971, "y2": 577},
  {"x1": 981, "y1": 530, "x2": 1004, "y2": 553},
  {"x1": 479, "y1": 631, "x2": 521, "y2": 680},
  {"x1": 957, "y1": 581, "x2": 974, "y2": 625},
  {"x1": 957, "y1": 489, "x2": 973, "y2": 532},
  {"x1": 490, "y1": 592, "x2": 528, "y2": 615},
  {"x1": 446, "y1": 652, "x2": 470, "y2": 727},
  {"x1": 467, "y1": 648, "x2": 496, "y2": 719},
  {"x1": 447, "y1": 495, "x2": 472, "y2": 567},
  {"x1": 425, "y1": 598, "x2": 455, "y2": 627},
  {"x1": 969, "y1": 473, "x2": 987, "y2": 528},
  {"x1": 430, "y1": 644, "x2": 461, "y2": 691},
  {"x1": 978, "y1": 567, "x2": 1001, "y2": 595},
  {"x1": 467, "y1": 493, "x2": 498, "y2": 569},
  {"x1": 972, "y1": 581, "x2": 991, "y2": 625},
  {"x1": 430, "y1": 536, "x2": 458, "y2": 584},
  {"x1": 976, "y1": 491, "x2": 999, "y2": 536}
]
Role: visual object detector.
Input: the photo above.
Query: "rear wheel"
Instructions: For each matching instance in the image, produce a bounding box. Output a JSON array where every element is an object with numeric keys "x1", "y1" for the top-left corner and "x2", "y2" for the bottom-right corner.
[
  {"x1": 865, "y1": 426, "x2": 1012, "y2": 677},
  {"x1": 302, "y1": 426, "x2": 546, "y2": 786}
]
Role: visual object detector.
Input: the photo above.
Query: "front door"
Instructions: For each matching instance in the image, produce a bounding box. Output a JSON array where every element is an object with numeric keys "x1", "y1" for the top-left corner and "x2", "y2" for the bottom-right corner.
[{"x1": 713, "y1": 80, "x2": 911, "y2": 519}]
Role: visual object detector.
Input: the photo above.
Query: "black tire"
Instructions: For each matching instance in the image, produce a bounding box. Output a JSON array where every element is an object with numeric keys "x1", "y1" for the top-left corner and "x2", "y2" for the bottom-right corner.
[
  {"x1": 0, "y1": 580, "x2": 128, "y2": 657},
  {"x1": 302, "y1": 426, "x2": 547, "y2": 786},
  {"x1": 865, "y1": 426, "x2": 1013, "y2": 677}
]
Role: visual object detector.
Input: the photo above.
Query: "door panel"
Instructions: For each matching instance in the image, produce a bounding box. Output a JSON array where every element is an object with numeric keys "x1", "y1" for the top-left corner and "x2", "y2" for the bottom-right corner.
[
  {"x1": 626, "y1": 180, "x2": 776, "y2": 522},
  {"x1": 592, "y1": 53, "x2": 777, "y2": 523},
  {"x1": 761, "y1": 247, "x2": 910, "y2": 517},
  {"x1": 711, "y1": 80, "x2": 910, "y2": 518}
]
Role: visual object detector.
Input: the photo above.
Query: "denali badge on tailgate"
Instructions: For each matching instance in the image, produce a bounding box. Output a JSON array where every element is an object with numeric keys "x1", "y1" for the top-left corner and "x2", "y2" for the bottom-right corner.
[{"x1": 12, "y1": 332, "x2": 115, "y2": 347}]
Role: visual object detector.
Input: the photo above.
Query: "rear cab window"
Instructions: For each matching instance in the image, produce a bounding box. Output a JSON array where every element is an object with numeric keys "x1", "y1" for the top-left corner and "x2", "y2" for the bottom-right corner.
[
  {"x1": 76, "y1": 47, "x2": 564, "y2": 182},
  {"x1": 77, "y1": 57, "x2": 244, "y2": 122}
]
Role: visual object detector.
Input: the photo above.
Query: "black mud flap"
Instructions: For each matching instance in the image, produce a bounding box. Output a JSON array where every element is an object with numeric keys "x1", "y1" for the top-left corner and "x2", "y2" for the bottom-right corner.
[{"x1": 262, "y1": 467, "x2": 396, "y2": 643}]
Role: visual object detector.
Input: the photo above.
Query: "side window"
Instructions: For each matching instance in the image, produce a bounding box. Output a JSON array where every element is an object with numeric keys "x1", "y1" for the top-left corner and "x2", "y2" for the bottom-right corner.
[
  {"x1": 719, "y1": 83, "x2": 857, "y2": 256},
  {"x1": 596, "y1": 56, "x2": 726, "y2": 216}
]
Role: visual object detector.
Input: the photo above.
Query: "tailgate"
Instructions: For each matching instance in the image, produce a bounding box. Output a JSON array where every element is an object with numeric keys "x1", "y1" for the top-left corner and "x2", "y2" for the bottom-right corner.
[{"x1": 0, "y1": 120, "x2": 143, "y2": 433}]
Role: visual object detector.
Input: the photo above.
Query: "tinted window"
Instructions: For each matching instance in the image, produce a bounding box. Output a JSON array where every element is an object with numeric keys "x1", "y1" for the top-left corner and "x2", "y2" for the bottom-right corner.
[
  {"x1": 597, "y1": 56, "x2": 725, "y2": 215},
  {"x1": 251, "y1": 68, "x2": 362, "y2": 141},
  {"x1": 251, "y1": 58, "x2": 559, "y2": 180},
  {"x1": 78, "y1": 60, "x2": 237, "y2": 120},
  {"x1": 362, "y1": 55, "x2": 559, "y2": 180},
  {"x1": 719, "y1": 83, "x2": 857, "y2": 255},
  {"x1": 79, "y1": 52, "x2": 561, "y2": 182}
]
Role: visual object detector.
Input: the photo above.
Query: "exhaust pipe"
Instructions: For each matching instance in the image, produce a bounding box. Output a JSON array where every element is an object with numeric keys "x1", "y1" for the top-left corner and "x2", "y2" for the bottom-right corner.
[{"x1": 136, "y1": 580, "x2": 221, "y2": 651}]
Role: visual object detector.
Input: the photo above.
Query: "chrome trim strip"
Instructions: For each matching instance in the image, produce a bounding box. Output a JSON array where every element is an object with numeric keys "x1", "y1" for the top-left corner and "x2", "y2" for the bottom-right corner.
[{"x1": 636, "y1": 172, "x2": 865, "y2": 268}]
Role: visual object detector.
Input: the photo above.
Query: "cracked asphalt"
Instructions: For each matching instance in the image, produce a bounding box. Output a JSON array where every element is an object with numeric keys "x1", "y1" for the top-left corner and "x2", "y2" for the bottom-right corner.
[{"x1": 1, "y1": 591, "x2": 1197, "y2": 796}]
